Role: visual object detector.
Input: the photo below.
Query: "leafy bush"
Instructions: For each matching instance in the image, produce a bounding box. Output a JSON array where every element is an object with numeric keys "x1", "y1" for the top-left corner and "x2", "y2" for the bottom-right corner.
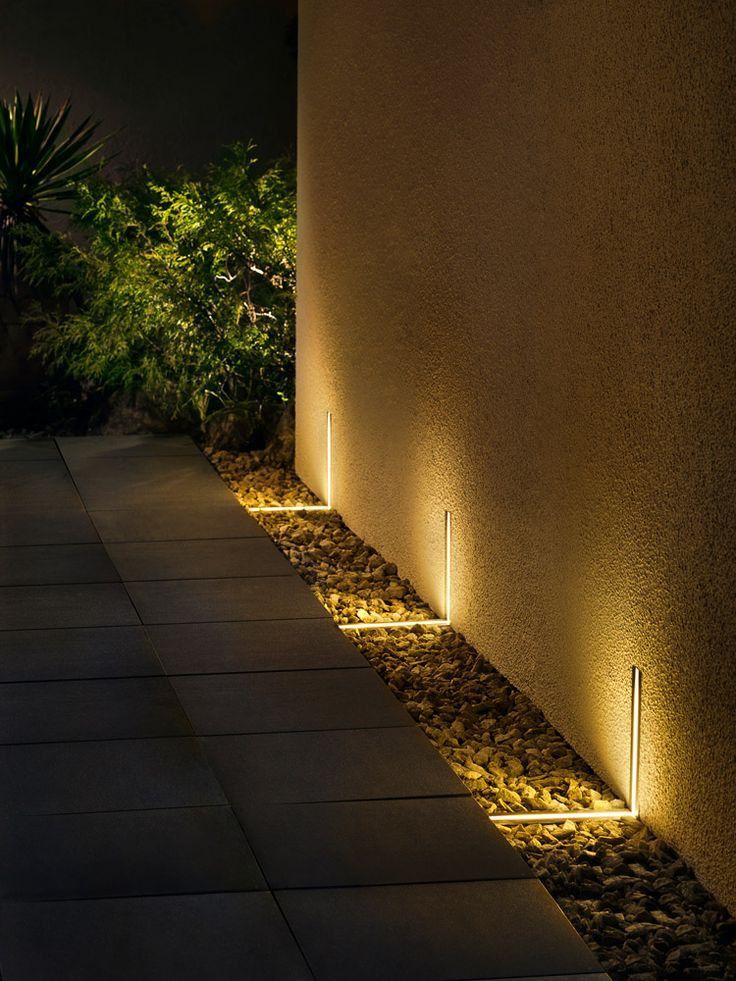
[
  {"x1": 0, "y1": 93, "x2": 106, "y2": 296},
  {"x1": 23, "y1": 143, "x2": 295, "y2": 445}
]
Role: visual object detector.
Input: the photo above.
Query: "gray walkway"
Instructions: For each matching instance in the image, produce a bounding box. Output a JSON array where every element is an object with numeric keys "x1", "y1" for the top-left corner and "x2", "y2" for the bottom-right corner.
[{"x1": 0, "y1": 435, "x2": 606, "y2": 981}]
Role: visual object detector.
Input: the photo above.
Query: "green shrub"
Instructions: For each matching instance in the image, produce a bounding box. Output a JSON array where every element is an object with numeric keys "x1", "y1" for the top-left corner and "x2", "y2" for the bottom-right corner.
[{"x1": 23, "y1": 143, "x2": 295, "y2": 445}]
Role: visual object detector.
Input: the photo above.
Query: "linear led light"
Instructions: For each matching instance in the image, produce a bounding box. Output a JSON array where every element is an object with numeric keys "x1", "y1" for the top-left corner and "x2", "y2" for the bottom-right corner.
[
  {"x1": 248, "y1": 412, "x2": 333, "y2": 513},
  {"x1": 248, "y1": 503, "x2": 331, "y2": 513},
  {"x1": 340, "y1": 511, "x2": 452, "y2": 632},
  {"x1": 340, "y1": 617, "x2": 450, "y2": 632},
  {"x1": 488, "y1": 666, "x2": 642, "y2": 825}
]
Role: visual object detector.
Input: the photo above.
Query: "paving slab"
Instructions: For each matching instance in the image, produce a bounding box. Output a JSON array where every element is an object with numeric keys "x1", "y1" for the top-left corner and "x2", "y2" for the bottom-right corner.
[
  {"x1": 0, "y1": 460, "x2": 83, "y2": 511},
  {"x1": 126, "y1": 575, "x2": 329, "y2": 624},
  {"x1": 0, "y1": 806, "x2": 264, "y2": 900},
  {"x1": 58, "y1": 434, "x2": 201, "y2": 460},
  {"x1": 0, "y1": 543, "x2": 120, "y2": 587},
  {"x1": 0, "y1": 582, "x2": 140, "y2": 630},
  {"x1": 0, "y1": 677, "x2": 192, "y2": 744},
  {"x1": 277, "y1": 880, "x2": 602, "y2": 981},
  {"x1": 0, "y1": 625, "x2": 162, "y2": 683},
  {"x1": 237, "y1": 796, "x2": 532, "y2": 888},
  {"x1": 0, "y1": 892, "x2": 311, "y2": 981},
  {"x1": 0, "y1": 509, "x2": 98, "y2": 547},
  {"x1": 0, "y1": 439, "x2": 60, "y2": 460},
  {"x1": 0, "y1": 737, "x2": 226, "y2": 814},
  {"x1": 147, "y1": 618, "x2": 366, "y2": 674},
  {"x1": 66, "y1": 456, "x2": 235, "y2": 509},
  {"x1": 202, "y1": 728, "x2": 467, "y2": 804},
  {"x1": 107, "y1": 537, "x2": 295, "y2": 581},
  {"x1": 89, "y1": 503, "x2": 265, "y2": 542},
  {"x1": 173, "y1": 668, "x2": 411, "y2": 734}
]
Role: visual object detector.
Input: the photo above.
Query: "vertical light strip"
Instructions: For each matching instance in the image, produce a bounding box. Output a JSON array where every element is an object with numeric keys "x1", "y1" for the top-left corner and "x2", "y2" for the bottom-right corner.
[
  {"x1": 629, "y1": 664, "x2": 642, "y2": 817},
  {"x1": 444, "y1": 510, "x2": 452, "y2": 622},
  {"x1": 326, "y1": 411, "x2": 333, "y2": 509}
]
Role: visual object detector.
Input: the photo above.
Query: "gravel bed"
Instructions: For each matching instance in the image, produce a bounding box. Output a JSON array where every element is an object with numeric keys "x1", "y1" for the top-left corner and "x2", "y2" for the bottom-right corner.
[{"x1": 208, "y1": 451, "x2": 736, "y2": 980}]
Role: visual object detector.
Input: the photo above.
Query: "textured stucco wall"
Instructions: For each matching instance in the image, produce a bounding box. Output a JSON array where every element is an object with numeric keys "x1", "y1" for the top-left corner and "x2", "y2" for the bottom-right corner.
[{"x1": 296, "y1": 1, "x2": 736, "y2": 910}]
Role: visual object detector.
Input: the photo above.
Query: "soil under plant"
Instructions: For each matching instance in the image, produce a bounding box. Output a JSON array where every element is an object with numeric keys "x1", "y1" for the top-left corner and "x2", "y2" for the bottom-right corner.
[{"x1": 209, "y1": 449, "x2": 736, "y2": 981}]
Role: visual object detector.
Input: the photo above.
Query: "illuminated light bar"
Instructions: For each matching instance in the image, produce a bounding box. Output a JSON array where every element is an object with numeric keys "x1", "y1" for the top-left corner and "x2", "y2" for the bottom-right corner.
[
  {"x1": 338, "y1": 509, "x2": 453, "y2": 631},
  {"x1": 340, "y1": 617, "x2": 449, "y2": 632},
  {"x1": 629, "y1": 663, "x2": 641, "y2": 817},
  {"x1": 248, "y1": 412, "x2": 333, "y2": 513},
  {"x1": 249, "y1": 504, "x2": 331, "y2": 513},
  {"x1": 489, "y1": 666, "x2": 643, "y2": 826},
  {"x1": 444, "y1": 510, "x2": 452, "y2": 623},
  {"x1": 326, "y1": 410, "x2": 333, "y2": 508},
  {"x1": 489, "y1": 808, "x2": 636, "y2": 825}
]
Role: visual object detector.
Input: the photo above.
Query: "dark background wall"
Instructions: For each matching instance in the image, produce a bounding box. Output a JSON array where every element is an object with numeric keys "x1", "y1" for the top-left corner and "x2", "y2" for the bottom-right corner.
[{"x1": 1, "y1": 0, "x2": 297, "y2": 173}]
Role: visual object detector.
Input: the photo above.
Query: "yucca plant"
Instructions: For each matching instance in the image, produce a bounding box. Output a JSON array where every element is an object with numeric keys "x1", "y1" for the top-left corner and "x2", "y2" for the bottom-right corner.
[{"x1": 0, "y1": 93, "x2": 107, "y2": 296}]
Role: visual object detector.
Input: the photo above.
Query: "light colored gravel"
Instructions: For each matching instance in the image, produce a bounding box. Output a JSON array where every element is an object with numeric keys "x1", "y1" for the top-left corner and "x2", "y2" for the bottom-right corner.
[{"x1": 208, "y1": 450, "x2": 736, "y2": 980}]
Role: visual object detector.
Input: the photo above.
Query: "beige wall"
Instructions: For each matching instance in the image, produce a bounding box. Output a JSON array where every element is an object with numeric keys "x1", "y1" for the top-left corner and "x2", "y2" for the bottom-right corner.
[{"x1": 296, "y1": 1, "x2": 736, "y2": 910}]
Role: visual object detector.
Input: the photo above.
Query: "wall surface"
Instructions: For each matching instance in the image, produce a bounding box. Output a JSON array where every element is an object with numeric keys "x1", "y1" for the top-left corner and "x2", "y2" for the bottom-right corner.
[
  {"x1": 297, "y1": 1, "x2": 736, "y2": 910},
  {"x1": 1, "y1": 0, "x2": 297, "y2": 173}
]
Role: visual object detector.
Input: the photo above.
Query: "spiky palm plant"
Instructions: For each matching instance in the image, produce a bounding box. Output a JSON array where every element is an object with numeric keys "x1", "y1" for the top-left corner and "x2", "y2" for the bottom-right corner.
[{"x1": 0, "y1": 93, "x2": 106, "y2": 296}]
